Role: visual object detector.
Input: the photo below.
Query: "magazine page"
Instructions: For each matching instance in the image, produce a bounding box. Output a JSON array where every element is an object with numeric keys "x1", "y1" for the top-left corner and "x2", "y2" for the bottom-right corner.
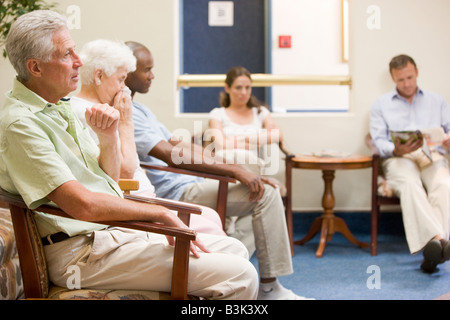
[
  {"x1": 390, "y1": 130, "x2": 420, "y2": 144},
  {"x1": 420, "y1": 127, "x2": 445, "y2": 147}
]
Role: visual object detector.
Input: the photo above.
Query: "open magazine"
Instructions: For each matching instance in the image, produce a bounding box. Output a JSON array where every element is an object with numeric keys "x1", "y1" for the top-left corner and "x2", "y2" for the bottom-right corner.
[
  {"x1": 390, "y1": 127, "x2": 445, "y2": 161},
  {"x1": 390, "y1": 130, "x2": 421, "y2": 145}
]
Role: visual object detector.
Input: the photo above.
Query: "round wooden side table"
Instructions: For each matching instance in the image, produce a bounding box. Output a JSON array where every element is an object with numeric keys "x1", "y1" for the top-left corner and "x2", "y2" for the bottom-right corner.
[{"x1": 285, "y1": 154, "x2": 372, "y2": 257}]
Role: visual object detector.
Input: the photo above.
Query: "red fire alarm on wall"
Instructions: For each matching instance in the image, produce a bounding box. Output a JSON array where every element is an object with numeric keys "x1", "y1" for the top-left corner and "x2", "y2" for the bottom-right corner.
[{"x1": 278, "y1": 35, "x2": 291, "y2": 48}]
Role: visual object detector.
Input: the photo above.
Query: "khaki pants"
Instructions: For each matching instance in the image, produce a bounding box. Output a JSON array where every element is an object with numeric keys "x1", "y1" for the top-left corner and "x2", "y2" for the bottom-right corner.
[
  {"x1": 383, "y1": 152, "x2": 450, "y2": 253},
  {"x1": 45, "y1": 228, "x2": 259, "y2": 300},
  {"x1": 180, "y1": 179, "x2": 293, "y2": 279}
]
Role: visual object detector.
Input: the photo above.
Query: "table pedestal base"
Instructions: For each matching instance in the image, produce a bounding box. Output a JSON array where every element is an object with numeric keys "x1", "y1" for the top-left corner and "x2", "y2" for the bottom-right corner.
[
  {"x1": 295, "y1": 215, "x2": 369, "y2": 257},
  {"x1": 295, "y1": 169, "x2": 369, "y2": 257}
]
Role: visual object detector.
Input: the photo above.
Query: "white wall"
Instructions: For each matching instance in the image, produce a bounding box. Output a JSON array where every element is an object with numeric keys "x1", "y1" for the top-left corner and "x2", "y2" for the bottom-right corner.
[
  {"x1": 1, "y1": 0, "x2": 449, "y2": 212},
  {"x1": 271, "y1": 0, "x2": 349, "y2": 111}
]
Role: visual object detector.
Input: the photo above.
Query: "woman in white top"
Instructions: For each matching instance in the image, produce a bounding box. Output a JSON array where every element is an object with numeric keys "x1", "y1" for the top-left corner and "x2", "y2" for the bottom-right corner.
[
  {"x1": 72, "y1": 39, "x2": 225, "y2": 236},
  {"x1": 208, "y1": 66, "x2": 282, "y2": 176},
  {"x1": 71, "y1": 39, "x2": 153, "y2": 196},
  {"x1": 208, "y1": 67, "x2": 286, "y2": 242}
]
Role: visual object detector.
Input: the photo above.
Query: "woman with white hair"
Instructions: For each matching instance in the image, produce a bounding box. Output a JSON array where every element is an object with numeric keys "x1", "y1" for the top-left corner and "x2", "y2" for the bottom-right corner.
[
  {"x1": 72, "y1": 39, "x2": 225, "y2": 235},
  {"x1": 72, "y1": 39, "x2": 146, "y2": 191}
]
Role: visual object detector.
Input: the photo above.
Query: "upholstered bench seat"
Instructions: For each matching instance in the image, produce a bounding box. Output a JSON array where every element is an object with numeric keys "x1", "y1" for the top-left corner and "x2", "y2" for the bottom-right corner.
[
  {"x1": 48, "y1": 286, "x2": 179, "y2": 300},
  {"x1": 0, "y1": 207, "x2": 24, "y2": 299}
]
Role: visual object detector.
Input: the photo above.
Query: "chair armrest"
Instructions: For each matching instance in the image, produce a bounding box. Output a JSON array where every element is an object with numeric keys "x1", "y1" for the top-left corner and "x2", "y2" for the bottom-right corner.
[
  {"x1": 0, "y1": 188, "x2": 196, "y2": 241},
  {"x1": 124, "y1": 194, "x2": 202, "y2": 215},
  {"x1": 123, "y1": 194, "x2": 202, "y2": 226},
  {"x1": 279, "y1": 141, "x2": 295, "y2": 159},
  {"x1": 118, "y1": 178, "x2": 202, "y2": 226},
  {"x1": 140, "y1": 163, "x2": 236, "y2": 183},
  {"x1": 140, "y1": 164, "x2": 235, "y2": 228}
]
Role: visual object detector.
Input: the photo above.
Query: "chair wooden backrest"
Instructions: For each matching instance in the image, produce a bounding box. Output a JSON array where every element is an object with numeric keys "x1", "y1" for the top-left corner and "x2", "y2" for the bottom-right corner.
[
  {"x1": 0, "y1": 187, "x2": 200, "y2": 300},
  {"x1": 365, "y1": 134, "x2": 400, "y2": 256},
  {"x1": 118, "y1": 178, "x2": 140, "y2": 195}
]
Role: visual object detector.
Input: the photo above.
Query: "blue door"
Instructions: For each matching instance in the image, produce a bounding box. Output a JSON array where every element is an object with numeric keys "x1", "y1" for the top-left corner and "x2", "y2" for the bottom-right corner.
[{"x1": 181, "y1": 0, "x2": 269, "y2": 113}]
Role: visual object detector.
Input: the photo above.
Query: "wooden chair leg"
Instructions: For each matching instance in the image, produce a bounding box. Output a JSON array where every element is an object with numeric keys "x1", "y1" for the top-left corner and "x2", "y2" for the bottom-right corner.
[
  {"x1": 9, "y1": 205, "x2": 46, "y2": 298},
  {"x1": 216, "y1": 180, "x2": 229, "y2": 230},
  {"x1": 171, "y1": 237, "x2": 190, "y2": 300},
  {"x1": 371, "y1": 204, "x2": 379, "y2": 256},
  {"x1": 285, "y1": 156, "x2": 294, "y2": 256}
]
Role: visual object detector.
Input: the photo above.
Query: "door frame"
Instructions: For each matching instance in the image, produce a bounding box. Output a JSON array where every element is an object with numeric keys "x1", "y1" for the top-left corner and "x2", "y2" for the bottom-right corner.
[{"x1": 178, "y1": 0, "x2": 272, "y2": 113}]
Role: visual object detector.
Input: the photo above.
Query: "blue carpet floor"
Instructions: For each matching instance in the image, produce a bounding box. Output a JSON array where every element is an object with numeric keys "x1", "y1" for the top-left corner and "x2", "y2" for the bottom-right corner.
[{"x1": 250, "y1": 211, "x2": 450, "y2": 300}]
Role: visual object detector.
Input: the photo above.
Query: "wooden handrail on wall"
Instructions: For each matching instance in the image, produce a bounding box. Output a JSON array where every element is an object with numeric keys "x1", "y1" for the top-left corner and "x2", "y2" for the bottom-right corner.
[{"x1": 177, "y1": 74, "x2": 352, "y2": 88}]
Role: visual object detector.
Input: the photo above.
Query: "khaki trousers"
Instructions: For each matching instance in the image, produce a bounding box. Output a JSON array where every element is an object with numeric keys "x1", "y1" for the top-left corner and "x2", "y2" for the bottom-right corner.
[
  {"x1": 383, "y1": 152, "x2": 450, "y2": 253},
  {"x1": 45, "y1": 228, "x2": 259, "y2": 300},
  {"x1": 180, "y1": 179, "x2": 293, "y2": 279}
]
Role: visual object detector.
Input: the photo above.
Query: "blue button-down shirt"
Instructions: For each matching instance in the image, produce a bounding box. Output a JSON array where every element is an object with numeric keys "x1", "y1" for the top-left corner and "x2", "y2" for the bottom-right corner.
[
  {"x1": 369, "y1": 88, "x2": 450, "y2": 157},
  {"x1": 132, "y1": 101, "x2": 202, "y2": 200}
]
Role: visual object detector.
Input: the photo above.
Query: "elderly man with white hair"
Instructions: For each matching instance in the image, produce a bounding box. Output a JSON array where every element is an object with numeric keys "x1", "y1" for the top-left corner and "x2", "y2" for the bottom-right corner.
[{"x1": 0, "y1": 10, "x2": 258, "y2": 300}]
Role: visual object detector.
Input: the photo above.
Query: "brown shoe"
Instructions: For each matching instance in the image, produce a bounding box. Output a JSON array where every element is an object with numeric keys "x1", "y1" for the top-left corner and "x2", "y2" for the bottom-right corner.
[
  {"x1": 421, "y1": 239, "x2": 442, "y2": 273},
  {"x1": 440, "y1": 239, "x2": 450, "y2": 262},
  {"x1": 420, "y1": 259, "x2": 438, "y2": 273}
]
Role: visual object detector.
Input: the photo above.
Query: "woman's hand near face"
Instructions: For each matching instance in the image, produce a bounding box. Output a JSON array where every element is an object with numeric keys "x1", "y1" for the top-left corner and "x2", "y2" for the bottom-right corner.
[
  {"x1": 113, "y1": 87, "x2": 133, "y2": 123},
  {"x1": 85, "y1": 104, "x2": 121, "y2": 180},
  {"x1": 112, "y1": 86, "x2": 137, "y2": 178}
]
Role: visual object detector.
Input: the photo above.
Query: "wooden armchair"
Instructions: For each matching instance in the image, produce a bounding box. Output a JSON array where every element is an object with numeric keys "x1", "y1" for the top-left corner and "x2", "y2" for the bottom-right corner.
[
  {"x1": 142, "y1": 141, "x2": 294, "y2": 253},
  {"x1": 365, "y1": 134, "x2": 400, "y2": 256},
  {"x1": 0, "y1": 184, "x2": 201, "y2": 300}
]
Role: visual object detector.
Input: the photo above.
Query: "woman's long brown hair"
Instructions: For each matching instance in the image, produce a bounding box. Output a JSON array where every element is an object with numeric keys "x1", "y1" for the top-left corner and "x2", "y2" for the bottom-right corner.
[{"x1": 219, "y1": 66, "x2": 264, "y2": 112}]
